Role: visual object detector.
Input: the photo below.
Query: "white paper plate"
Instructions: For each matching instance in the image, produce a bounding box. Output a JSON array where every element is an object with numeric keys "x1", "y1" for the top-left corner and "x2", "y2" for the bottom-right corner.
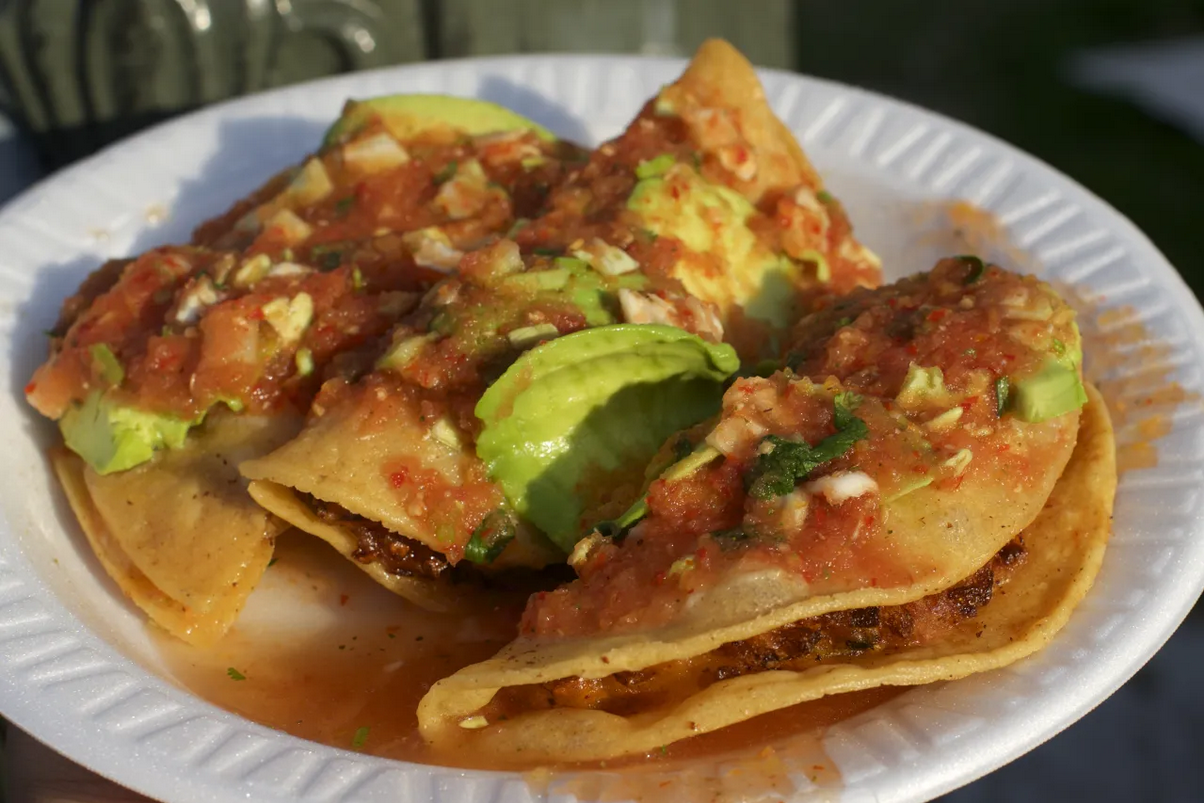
[{"x1": 0, "y1": 54, "x2": 1200, "y2": 803}]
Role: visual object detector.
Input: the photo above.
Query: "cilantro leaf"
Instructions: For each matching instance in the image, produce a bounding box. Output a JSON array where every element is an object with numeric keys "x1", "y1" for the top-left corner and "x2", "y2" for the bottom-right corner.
[
  {"x1": 433, "y1": 161, "x2": 458, "y2": 184},
  {"x1": 746, "y1": 392, "x2": 868, "y2": 500},
  {"x1": 672, "y1": 436, "x2": 693, "y2": 463},
  {"x1": 958, "y1": 255, "x2": 986, "y2": 284},
  {"x1": 996, "y1": 377, "x2": 1010, "y2": 417},
  {"x1": 712, "y1": 527, "x2": 751, "y2": 550},
  {"x1": 352, "y1": 726, "x2": 370, "y2": 749},
  {"x1": 463, "y1": 509, "x2": 517, "y2": 564},
  {"x1": 226, "y1": 667, "x2": 246, "y2": 681}
]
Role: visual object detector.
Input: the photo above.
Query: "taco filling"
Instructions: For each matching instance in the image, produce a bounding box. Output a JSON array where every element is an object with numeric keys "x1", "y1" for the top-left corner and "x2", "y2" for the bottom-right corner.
[{"x1": 483, "y1": 537, "x2": 1027, "y2": 720}]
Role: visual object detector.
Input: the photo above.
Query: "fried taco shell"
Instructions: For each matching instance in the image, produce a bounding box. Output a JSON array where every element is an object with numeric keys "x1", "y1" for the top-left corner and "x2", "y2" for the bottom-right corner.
[
  {"x1": 53, "y1": 410, "x2": 301, "y2": 646},
  {"x1": 417, "y1": 385, "x2": 1113, "y2": 763}
]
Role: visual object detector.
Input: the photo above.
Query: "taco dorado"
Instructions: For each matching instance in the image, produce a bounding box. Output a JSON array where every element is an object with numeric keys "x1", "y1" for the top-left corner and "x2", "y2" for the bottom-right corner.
[
  {"x1": 415, "y1": 257, "x2": 1115, "y2": 763},
  {"x1": 239, "y1": 39, "x2": 882, "y2": 609},
  {"x1": 26, "y1": 100, "x2": 578, "y2": 645}
]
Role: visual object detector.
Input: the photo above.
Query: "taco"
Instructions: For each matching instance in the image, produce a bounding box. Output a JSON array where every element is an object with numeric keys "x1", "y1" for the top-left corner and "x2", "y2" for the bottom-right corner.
[
  {"x1": 239, "y1": 39, "x2": 882, "y2": 609},
  {"x1": 415, "y1": 257, "x2": 1114, "y2": 763},
  {"x1": 27, "y1": 100, "x2": 578, "y2": 644}
]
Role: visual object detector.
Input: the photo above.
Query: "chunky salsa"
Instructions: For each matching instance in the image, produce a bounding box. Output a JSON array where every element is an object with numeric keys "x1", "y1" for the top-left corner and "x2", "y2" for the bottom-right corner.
[
  {"x1": 28, "y1": 119, "x2": 585, "y2": 433},
  {"x1": 520, "y1": 259, "x2": 1083, "y2": 638}
]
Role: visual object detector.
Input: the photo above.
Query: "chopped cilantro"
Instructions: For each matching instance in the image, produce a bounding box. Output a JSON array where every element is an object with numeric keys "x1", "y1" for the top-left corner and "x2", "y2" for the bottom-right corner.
[
  {"x1": 594, "y1": 520, "x2": 624, "y2": 541},
  {"x1": 638, "y1": 227, "x2": 659, "y2": 243},
  {"x1": 635, "y1": 154, "x2": 676, "y2": 179},
  {"x1": 507, "y1": 218, "x2": 530, "y2": 238},
  {"x1": 746, "y1": 391, "x2": 868, "y2": 500},
  {"x1": 817, "y1": 190, "x2": 834, "y2": 204},
  {"x1": 433, "y1": 161, "x2": 458, "y2": 184},
  {"x1": 429, "y1": 311, "x2": 456, "y2": 336},
  {"x1": 352, "y1": 726, "x2": 370, "y2": 749},
  {"x1": 784, "y1": 351, "x2": 807, "y2": 372},
  {"x1": 334, "y1": 196, "x2": 355, "y2": 217},
  {"x1": 464, "y1": 509, "x2": 517, "y2": 564},
  {"x1": 319, "y1": 250, "x2": 342, "y2": 271},
  {"x1": 672, "y1": 436, "x2": 693, "y2": 463},
  {"x1": 995, "y1": 377, "x2": 1010, "y2": 417},
  {"x1": 267, "y1": 558, "x2": 277, "y2": 567},
  {"x1": 712, "y1": 527, "x2": 751, "y2": 549},
  {"x1": 226, "y1": 667, "x2": 246, "y2": 681},
  {"x1": 958, "y1": 255, "x2": 986, "y2": 284},
  {"x1": 594, "y1": 497, "x2": 649, "y2": 544},
  {"x1": 532, "y1": 247, "x2": 561, "y2": 256}
]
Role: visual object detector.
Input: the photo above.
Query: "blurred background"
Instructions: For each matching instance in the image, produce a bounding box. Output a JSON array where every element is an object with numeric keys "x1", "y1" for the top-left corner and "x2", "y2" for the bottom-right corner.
[{"x1": 0, "y1": 1, "x2": 1200, "y2": 800}]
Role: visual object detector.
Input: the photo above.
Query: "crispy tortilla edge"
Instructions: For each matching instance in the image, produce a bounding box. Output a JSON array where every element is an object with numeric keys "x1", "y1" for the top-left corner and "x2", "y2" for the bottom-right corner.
[
  {"x1": 51, "y1": 450, "x2": 258, "y2": 647},
  {"x1": 246, "y1": 479, "x2": 461, "y2": 613}
]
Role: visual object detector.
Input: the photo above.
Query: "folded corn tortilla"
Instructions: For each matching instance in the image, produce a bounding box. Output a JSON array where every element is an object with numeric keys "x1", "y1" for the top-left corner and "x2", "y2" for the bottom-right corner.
[
  {"x1": 53, "y1": 410, "x2": 301, "y2": 646},
  {"x1": 417, "y1": 384, "x2": 1113, "y2": 763}
]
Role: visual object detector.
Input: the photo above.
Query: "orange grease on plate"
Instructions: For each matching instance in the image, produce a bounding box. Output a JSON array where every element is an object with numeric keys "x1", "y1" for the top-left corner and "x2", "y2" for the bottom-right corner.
[
  {"x1": 1068, "y1": 299, "x2": 1194, "y2": 475},
  {"x1": 153, "y1": 532, "x2": 523, "y2": 767},
  {"x1": 154, "y1": 532, "x2": 867, "y2": 800},
  {"x1": 911, "y1": 200, "x2": 1034, "y2": 270},
  {"x1": 914, "y1": 198, "x2": 1196, "y2": 476},
  {"x1": 537, "y1": 688, "x2": 896, "y2": 803}
]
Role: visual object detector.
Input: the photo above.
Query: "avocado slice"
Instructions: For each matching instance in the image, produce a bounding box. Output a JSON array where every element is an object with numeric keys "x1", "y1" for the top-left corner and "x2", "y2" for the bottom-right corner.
[
  {"x1": 323, "y1": 94, "x2": 556, "y2": 148},
  {"x1": 627, "y1": 164, "x2": 800, "y2": 329},
  {"x1": 1006, "y1": 358, "x2": 1088, "y2": 423},
  {"x1": 475, "y1": 324, "x2": 739, "y2": 553},
  {"x1": 60, "y1": 391, "x2": 199, "y2": 475}
]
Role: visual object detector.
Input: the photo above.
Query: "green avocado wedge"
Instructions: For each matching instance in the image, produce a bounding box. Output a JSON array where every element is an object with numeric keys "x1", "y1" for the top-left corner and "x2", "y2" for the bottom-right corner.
[
  {"x1": 475, "y1": 324, "x2": 739, "y2": 553},
  {"x1": 626, "y1": 164, "x2": 803, "y2": 331},
  {"x1": 60, "y1": 391, "x2": 200, "y2": 475},
  {"x1": 323, "y1": 94, "x2": 557, "y2": 148}
]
